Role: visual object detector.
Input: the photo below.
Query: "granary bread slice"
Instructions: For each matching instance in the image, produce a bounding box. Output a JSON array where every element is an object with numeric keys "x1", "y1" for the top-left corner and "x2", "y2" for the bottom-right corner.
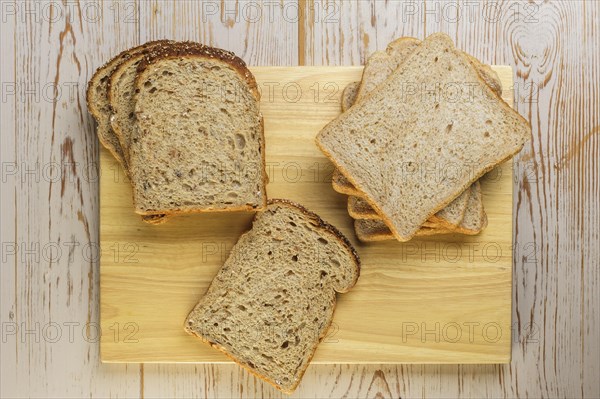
[
  {"x1": 317, "y1": 33, "x2": 530, "y2": 241},
  {"x1": 129, "y1": 45, "x2": 267, "y2": 215},
  {"x1": 109, "y1": 42, "x2": 206, "y2": 162},
  {"x1": 87, "y1": 40, "x2": 172, "y2": 224},
  {"x1": 185, "y1": 199, "x2": 360, "y2": 394},
  {"x1": 86, "y1": 40, "x2": 170, "y2": 170}
]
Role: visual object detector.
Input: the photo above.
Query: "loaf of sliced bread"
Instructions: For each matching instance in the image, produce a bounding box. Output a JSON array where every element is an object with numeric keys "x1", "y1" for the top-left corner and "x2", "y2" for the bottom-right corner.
[
  {"x1": 185, "y1": 199, "x2": 360, "y2": 394},
  {"x1": 129, "y1": 45, "x2": 267, "y2": 215},
  {"x1": 317, "y1": 33, "x2": 530, "y2": 241}
]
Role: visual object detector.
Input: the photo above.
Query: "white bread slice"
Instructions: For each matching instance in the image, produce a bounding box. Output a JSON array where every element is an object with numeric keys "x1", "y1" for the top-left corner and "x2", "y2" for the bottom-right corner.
[
  {"x1": 317, "y1": 33, "x2": 530, "y2": 241},
  {"x1": 185, "y1": 199, "x2": 360, "y2": 394},
  {"x1": 129, "y1": 45, "x2": 267, "y2": 215}
]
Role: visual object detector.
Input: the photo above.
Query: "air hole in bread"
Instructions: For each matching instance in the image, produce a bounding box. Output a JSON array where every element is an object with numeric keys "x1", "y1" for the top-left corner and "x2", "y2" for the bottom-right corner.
[
  {"x1": 281, "y1": 341, "x2": 289, "y2": 349},
  {"x1": 445, "y1": 123, "x2": 453, "y2": 134},
  {"x1": 143, "y1": 81, "x2": 152, "y2": 88},
  {"x1": 291, "y1": 255, "x2": 298, "y2": 262},
  {"x1": 434, "y1": 56, "x2": 439, "y2": 62},
  {"x1": 317, "y1": 237, "x2": 328, "y2": 245},
  {"x1": 484, "y1": 131, "x2": 490, "y2": 137},
  {"x1": 235, "y1": 134, "x2": 246, "y2": 149}
]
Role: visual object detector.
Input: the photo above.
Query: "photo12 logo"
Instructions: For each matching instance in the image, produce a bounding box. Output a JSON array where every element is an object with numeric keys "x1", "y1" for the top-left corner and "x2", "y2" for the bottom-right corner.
[
  {"x1": 1, "y1": 321, "x2": 139, "y2": 344},
  {"x1": 1, "y1": 1, "x2": 138, "y2": 24},
  {"x1": 401, "y1": 321, "x2": 503, "y2": 344}
]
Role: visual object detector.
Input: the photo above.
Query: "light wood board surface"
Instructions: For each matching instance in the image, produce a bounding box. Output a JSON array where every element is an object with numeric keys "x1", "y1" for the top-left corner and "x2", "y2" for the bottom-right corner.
[
  {"x1": 100, "y1": 66, "x2": 514, "y2": 364},
  {"x1": 1, "y1": 1, "x2": 597, "y2": 397}
]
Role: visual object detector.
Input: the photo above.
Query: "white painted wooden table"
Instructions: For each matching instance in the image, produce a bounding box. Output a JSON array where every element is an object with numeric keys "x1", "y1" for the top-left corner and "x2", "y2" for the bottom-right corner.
[{"x1": 1, "y1": 1, "x2": 598, "y2": 397}]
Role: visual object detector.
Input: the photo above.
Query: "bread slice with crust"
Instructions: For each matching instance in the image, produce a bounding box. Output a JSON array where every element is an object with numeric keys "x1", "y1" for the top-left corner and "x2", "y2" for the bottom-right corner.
[
  {"x1": 87, "y1": 40, "x2": 172, "y2": 224},
  {"x1": 337, "y1": 37, "x2": 501, "y2": 232},
  {"x1": 185, "y1": 199, "x2": 360, "y2": 394},
  {"x1": 341, "y1": 81, "x2": 360, "y2": 113},
  {"x1": 109, "y1": 42, "x2": 201, "y2": 162},
  {"x1": 86, "y1": 40, "x2": 170, "y2": 170},
  {"x1": 317, "y1": 33, "x2": 530, "y2": 241},
  {"x1": 354, "y1": 219, "x2": 455, "y2": 242},
  {"x1": 129, "y1": 44, "x2": 267, "y2": 215}
]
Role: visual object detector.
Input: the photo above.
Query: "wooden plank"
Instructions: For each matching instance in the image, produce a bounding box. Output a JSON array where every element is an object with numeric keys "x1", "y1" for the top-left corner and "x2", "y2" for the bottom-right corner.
[
  {"x1": 0, "y1": 1, "x2": 143, "y2": 397},
  {"x1": 100, "y1": 66, "x2": 514, "y2": 366},
  {"x1": 137, "y1": 0, "x2": 298, "y2": 66}
]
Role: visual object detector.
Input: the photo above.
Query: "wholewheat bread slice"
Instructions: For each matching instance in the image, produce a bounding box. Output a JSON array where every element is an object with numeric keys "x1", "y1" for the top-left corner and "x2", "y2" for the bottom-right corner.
[
  {"x1": 317, "y1": 33, "x2": 530, "y2": 241},
  {"x1": 87, "y1": 40, "x2": 172, "y2": 224},
  {"x1": 354, "y1": 219, "x2": 455, "y2": 242},
  {"x1": 109, "y1": 42, "x2": 202, "y2": 162},
  {"x1": 86, "y1": 40, "x2": 170, "y2": 170},
  {"x1": 347, "y1": 196, "x2": 439, "y2": 228},
  {"x1": 341, "y1": 81, "x2": 360, "y2": 113},
  {"x1": 129, "y1": 45, "x2": 267, "y2": 215},
  {"x1": 452, "y1": 181, "x2": 488, "y2": 235},
  {"x1": 185, "y1": 199, "x2": 360, "y2": 394},
  {"x1": 337, "y1": 37, "x2": 502, "y2": 231}
]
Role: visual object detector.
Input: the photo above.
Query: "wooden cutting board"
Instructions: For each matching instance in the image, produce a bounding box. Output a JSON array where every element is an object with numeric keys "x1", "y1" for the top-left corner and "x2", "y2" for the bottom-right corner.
[{"x1": 100, "y1": 66, "x2": 514, "y2": 364}]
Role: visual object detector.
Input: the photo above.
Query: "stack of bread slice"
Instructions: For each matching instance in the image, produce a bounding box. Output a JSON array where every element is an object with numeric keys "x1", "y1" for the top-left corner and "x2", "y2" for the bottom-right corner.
[
  {"x1": 317, "y1": 33, "x2": 530, "y2": 242},
  {"x1": 87, "y1": 41, "x2": 267, "y2": 224}
]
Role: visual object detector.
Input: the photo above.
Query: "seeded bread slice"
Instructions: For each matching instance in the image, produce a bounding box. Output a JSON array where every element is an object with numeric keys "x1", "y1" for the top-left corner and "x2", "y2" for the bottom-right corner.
[
  {"x1": 354, "y1": 219, "x2": 455, "y2": 242},
  {"x1": 129, "y1": 45, "x2": 267, "y2": 215},
  {"x1": 185, "y1": 199, "x2": 360, "y2": 394},
  {"x1": 87, "y1": 40, "x2": 173, "y2": 224},
  {"x1": 109, "y1": 42, "x2": 202, "y2": 162},
  {"x1": 86, "y1": 40, "x2": 170, "y2": 170},
  {"x1": 317, "y1": 33, "x2": 530, "y2": 241}
]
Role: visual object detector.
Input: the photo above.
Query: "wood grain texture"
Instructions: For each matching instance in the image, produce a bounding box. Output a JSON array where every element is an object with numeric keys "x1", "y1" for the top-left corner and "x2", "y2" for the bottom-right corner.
[
  {"x1": 100, "y1": 66, "x2": 514, "y2": 365},
  {"x1": 1, "y1": 0, "x2": 598, "y2": 397}
]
